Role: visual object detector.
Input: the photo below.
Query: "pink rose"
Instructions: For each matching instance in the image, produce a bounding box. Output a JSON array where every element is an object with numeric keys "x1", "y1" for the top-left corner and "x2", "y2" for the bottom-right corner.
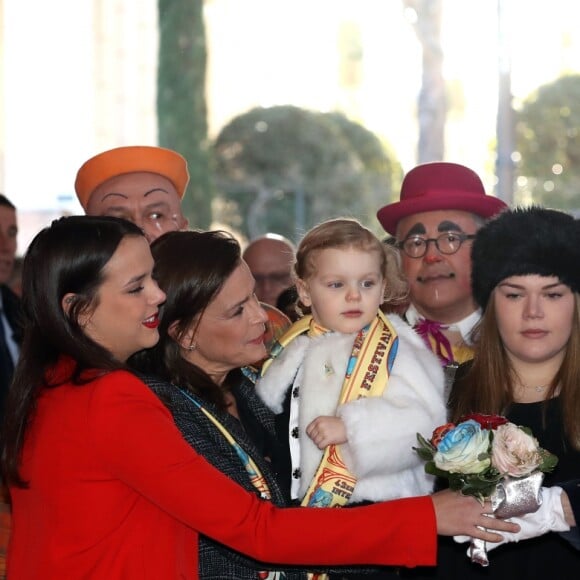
[{"x1": 491, "y1": 423, "x2": 542, "y2": 476}]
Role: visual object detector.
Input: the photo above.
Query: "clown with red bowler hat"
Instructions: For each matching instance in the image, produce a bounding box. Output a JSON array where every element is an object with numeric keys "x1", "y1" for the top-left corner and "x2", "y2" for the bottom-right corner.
[{"x1": 377, "y1": 162, "x2": 507, "y2": 394}]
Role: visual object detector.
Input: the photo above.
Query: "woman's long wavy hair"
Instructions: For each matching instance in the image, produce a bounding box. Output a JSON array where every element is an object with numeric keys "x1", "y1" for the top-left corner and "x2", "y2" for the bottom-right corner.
[
  {"x1": 129, "y1": 230, "x2": 242, "y2": 410},
  {"x1": 450, "y1": 292, "x2": 580, "y2": 449},
  {"x1": 1, "y1": 215, "x2": 145, "y2": 486}
]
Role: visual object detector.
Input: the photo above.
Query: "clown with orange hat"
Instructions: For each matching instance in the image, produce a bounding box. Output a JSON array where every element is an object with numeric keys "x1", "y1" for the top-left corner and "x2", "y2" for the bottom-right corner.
[{"x1": 75, "y1": 145, "x2": 190, "y2": 243}]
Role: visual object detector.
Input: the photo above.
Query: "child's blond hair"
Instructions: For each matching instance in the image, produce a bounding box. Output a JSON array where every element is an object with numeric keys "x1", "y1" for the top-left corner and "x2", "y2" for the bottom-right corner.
[{"x1": 294, "y1": 218, "x2": 408, "y2": 312}]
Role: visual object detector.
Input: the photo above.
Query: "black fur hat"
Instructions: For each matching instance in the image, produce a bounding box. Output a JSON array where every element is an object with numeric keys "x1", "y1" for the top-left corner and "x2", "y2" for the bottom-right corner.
[{"x1": 472, "y1": 206, "x2": 580, "y2": 309}]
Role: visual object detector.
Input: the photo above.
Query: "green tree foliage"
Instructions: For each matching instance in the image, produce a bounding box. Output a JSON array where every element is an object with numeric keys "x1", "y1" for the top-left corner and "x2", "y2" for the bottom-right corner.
[
  {"x1": 515, "y1": 74, "x2": 580, "y2": 209},
  {"x1": 212, "y1": 105, "x2": 402, "y2": 241},
  {"x1": 326, "y1": 112, "x2": 403, "y2": 196},
  {"x1": 158, "y1": 0, "x2": 212, "y2": 228}
]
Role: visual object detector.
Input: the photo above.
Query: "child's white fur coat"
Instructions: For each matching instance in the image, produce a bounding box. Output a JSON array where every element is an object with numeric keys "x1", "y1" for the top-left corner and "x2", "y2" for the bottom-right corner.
[{"x1": 256, "y1": 314, "x2": 446, "y2": 503}]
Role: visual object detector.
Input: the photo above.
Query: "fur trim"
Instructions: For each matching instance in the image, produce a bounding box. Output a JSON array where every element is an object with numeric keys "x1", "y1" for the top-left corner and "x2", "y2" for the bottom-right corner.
[
  {"x1": 472, "y1": 206, "x2": 580, "y2": 309},
  {"x1": 296, "y1": 332, "x2": 356, "y2": 498},
  {"x1": 255, "y1": 335, "x2": 310, "y2": 413}
]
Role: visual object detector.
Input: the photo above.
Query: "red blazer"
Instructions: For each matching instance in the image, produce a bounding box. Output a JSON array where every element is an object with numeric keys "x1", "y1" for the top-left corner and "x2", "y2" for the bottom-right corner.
[{"x1": 9, "y1": 364, "x2": 436, "y2": 579}]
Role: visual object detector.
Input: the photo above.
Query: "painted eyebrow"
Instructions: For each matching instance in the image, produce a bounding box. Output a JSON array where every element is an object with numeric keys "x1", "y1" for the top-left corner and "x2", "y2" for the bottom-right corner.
[
  {"x1": 100, "y1": 188, "x2": 171, "y2": 203},
  {"x1": 143, "y1": 188, "x2": 171, "y2": 197},
  {"x1": 403, "y1": 223, "x2": 426, "y2": 237},
  {"x1": 437, "y1": 220, "x2": 464, "y2": 233}
]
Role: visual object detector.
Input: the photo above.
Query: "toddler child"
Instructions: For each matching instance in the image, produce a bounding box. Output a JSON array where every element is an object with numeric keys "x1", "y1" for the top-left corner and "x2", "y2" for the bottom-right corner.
[{"x1": 256, "y1": 218, "x2": 446, "y2": 508}]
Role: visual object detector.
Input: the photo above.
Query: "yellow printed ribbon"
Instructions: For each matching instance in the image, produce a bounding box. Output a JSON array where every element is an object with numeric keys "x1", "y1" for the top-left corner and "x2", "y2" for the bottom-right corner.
[
  {"x1": 177, "y1": 389, "x2": 283, "y2": 579},
  {"x1": 301, "y1": 311, "x2": 398, "y2": 509},
  {"x1": 178, "y1": 388, "x2": 271, "y2": 499}
]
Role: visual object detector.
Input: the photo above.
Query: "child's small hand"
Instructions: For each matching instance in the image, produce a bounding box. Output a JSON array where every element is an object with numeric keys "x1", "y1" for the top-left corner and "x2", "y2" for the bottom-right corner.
[{"x1": 306, "y1": 416, "x2": 347, "y2": 449}]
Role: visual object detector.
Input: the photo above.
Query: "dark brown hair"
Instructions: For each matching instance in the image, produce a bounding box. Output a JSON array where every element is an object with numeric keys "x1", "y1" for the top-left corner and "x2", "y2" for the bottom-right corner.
[
  {"x1": 130, "y1": 230, "x2": 242, "y2": 410},
  {"x1": 1, "y1": 216, "x2": 144, "y2": 486}
]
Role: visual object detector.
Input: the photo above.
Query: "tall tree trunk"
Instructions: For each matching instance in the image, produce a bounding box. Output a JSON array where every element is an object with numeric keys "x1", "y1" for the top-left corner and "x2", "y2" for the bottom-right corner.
[
  {"x1": 496, "y1": 0, "x2": 515, "y2": 204},
  {"x1": 405, "y1": 0, "x2": 446, "y2": 163},
  {"x1": 158, "y1": 0, "x2": 212, "y2": 228}
]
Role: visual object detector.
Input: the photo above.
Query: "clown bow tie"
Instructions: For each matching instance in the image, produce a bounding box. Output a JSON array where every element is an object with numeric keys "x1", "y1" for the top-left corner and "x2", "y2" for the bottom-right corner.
[{"x1": 413, "y1": 318, "x2": 454, "y2": 366}]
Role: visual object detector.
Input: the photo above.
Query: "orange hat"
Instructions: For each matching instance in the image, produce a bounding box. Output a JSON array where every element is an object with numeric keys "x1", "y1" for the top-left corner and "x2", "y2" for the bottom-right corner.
[{"x1": 74, "y1": 145, "x2": 190, "y2": 210}]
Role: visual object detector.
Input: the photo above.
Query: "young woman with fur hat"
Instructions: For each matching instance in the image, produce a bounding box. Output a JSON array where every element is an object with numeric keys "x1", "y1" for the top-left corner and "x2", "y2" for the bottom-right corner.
[{"x1": 433, "y1": 206, "x2": 580, "y2": 579}]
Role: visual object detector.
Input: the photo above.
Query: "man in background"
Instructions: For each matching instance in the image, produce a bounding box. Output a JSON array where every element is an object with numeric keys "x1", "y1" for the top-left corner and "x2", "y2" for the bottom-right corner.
[
  {"x1": 0, "y1": 194, "x2": 21, "y2": 417},
  {"x1": 7, "y1": 257, "x2": 22, "y2": 298},
  {"x1": 0, "y1": 193, "x2": 21, "y2": 580},
  {"x1": 377, "y1": 162, "x2": 507, "y2": 374},
  {"x1": 74, "y1": 145, "x2": 189, "y2": 243},
  {"x1": 243, "y1": 234, "x2": 295, "y2": 307}
]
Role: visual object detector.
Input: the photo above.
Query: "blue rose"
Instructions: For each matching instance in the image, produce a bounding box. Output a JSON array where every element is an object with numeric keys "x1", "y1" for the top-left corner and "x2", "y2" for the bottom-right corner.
[{"x1": 434, "y1": 419, "x2": 491, "y2": 474}]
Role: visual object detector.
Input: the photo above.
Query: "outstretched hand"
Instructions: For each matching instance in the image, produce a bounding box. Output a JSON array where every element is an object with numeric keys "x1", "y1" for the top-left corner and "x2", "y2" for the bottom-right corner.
[
  {"x1": 455, "y1": 485, "x2": 570, "y2": 551},
  {"x1": 306, "y1": 416, "x2": 347, "y2": 449},
  {"x1": 432, "y1": 489, "x2": 520, "y2": 542}
]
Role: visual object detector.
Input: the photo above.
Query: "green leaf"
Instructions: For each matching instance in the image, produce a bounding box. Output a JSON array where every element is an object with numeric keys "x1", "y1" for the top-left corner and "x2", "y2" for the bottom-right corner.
[
  {"x1": 414, "y1": 446, "x2": 435, "y2": 461},
  {"x1": 416, "y1": 433, "x2": 436, "y2": 452},
  {"x1": 425, "y1": 463, "x2": 453, "y2": 479},
  {"x1": 539, "y1": 450, "x2": 559, "y2": 473}
]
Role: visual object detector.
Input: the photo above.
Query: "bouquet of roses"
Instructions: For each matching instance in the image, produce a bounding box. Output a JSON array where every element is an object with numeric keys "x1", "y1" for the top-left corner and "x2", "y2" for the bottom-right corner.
[{"x1": 415, "y1": 413, "x2": 558, "y2": 565}]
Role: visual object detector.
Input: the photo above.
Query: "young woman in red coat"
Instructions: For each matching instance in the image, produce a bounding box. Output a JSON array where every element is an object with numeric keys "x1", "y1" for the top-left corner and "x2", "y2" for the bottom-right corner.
[{"x1": 0, "y1": 216, "x2": 517, "y2": 579}]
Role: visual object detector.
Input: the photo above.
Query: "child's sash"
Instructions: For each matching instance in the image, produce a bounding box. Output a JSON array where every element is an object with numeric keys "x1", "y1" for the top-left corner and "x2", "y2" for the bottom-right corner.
[{"x1": 302, "y1": 311, "x2": 398, "y2": 509}]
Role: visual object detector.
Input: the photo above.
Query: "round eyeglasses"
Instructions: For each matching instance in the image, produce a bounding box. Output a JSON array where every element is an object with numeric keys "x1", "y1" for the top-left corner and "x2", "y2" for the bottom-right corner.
[{"x1": 397, "y1": 232, "x2": 476, "y2": 259}]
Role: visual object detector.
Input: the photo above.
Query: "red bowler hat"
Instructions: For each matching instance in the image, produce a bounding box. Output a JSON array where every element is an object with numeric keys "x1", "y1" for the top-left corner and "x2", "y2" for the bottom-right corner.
[{"x1": 376, "y1": 162, "x2": 508, "y2": 235}]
